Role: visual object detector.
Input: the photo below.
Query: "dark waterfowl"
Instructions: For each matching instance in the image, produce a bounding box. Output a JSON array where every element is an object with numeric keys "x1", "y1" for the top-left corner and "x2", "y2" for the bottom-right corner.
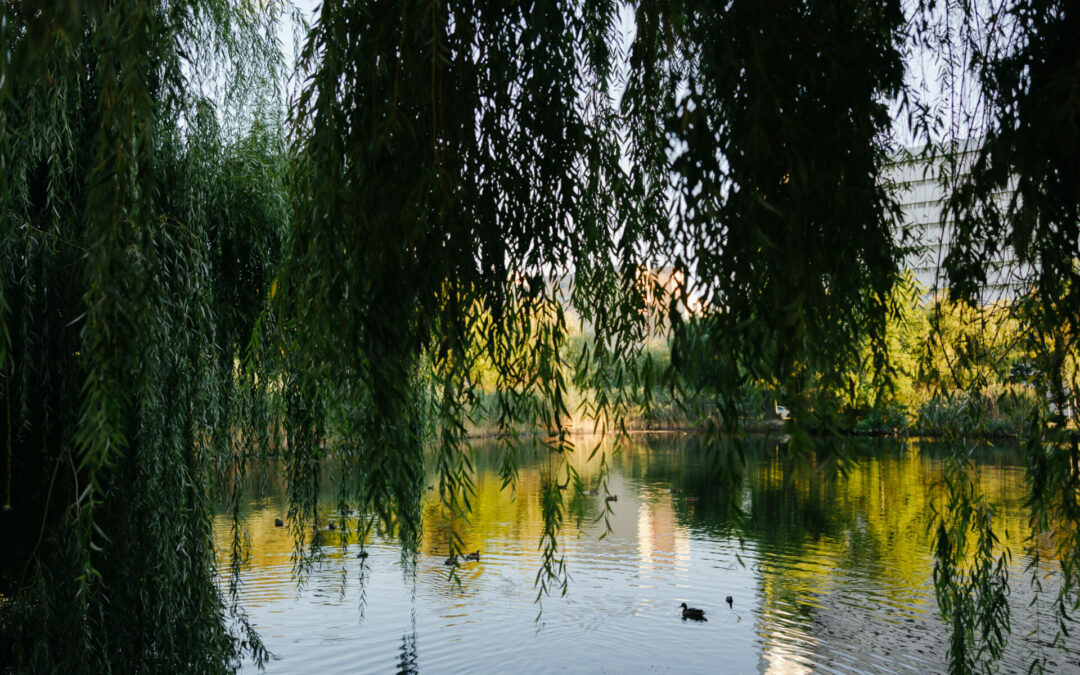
[
  {"x1": 357, "y1": 551, "x2": 369, "y2": 559},
  {"x1": 464, "y1": 550, "x2": 480, "y2": 562},
  {"x1": 274, "y1": 518, "x2": 284, "y2": 527},
  {"x1": 680, "y1": 603, "x2": 707, "y2": 621},
  {"x1": 725, "y1": 595, "x2": 733, "y2": 609},
  {"x1": 605, "y1": 495, "x2": 618, "y2": 502},
  {"x1": 444, "y1": 555, "x2": 457, "y2": 566},
  {"x1": 328, "y1": 521, "x2": 336, "y2": 531}
]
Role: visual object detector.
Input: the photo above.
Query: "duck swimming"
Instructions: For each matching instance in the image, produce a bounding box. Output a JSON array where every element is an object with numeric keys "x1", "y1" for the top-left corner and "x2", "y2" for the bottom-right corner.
[
  {"x1": 726, "y1": 595, "x2": 733, "y2": 609},
  {"x1": 274, "y1": 518, "x2": 284, "y2": 527},
  {"x1": 680, "y1": 603, "x2": 707, "y2": 621},
  {"x1": 464, "y1": 550, "x2": 480, "y2": 562},
  {"x1": 605, "y1": 495, "x2": 618, "y2": 502}
]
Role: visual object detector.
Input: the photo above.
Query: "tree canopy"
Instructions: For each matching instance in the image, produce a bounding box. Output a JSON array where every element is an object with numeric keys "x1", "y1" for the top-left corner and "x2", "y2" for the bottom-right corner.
[{"x1": 1, "y1": 0, "x2": 1078, "y2": 672}]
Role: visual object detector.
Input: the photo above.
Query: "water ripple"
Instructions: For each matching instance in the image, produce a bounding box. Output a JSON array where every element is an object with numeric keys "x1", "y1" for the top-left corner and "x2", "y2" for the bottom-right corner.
[{"x1": 215, "y1": 437, "x2": 1080, "y2": 673}]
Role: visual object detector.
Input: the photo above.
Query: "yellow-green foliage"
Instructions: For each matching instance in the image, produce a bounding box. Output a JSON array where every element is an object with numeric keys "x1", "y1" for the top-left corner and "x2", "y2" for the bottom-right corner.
[
  {"x1": 821, "y1": 274, "x2": 1051, "y2": 436},
  {"x1": 922, "y1": 296, "x2": 1027, "y2": 393}
]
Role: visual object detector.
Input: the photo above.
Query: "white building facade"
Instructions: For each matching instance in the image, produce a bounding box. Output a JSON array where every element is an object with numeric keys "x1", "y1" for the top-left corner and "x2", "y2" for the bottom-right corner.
[{"x1": 886, "y1": 145, "x2": 1029, "y2": 302}]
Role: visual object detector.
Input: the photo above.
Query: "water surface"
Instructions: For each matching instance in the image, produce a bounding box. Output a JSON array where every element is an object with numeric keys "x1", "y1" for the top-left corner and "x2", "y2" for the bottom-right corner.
[{"x1": 216, "y1": 434, "x2": 1080, "y2": 673}]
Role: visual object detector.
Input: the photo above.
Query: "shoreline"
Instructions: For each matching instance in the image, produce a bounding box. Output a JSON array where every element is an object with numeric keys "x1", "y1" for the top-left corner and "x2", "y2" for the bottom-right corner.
[{"x1": 462, "y1": 419, "x2": 1038, "y2": 442}]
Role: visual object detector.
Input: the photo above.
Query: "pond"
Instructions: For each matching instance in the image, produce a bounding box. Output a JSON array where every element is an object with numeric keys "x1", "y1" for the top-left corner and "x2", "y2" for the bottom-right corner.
[{"x1": 215, "y1": 433, "x2": 1080, "y2": 673}]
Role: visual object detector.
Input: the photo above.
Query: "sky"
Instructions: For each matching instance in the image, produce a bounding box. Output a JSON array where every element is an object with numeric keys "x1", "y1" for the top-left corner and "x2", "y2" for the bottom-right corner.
[{"x1": 275, "y1": 1, "x2": 986, "y2": 151}]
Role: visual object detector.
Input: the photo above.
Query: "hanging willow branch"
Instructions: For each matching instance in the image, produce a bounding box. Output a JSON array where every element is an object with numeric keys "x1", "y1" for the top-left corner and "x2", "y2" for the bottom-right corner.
[{"x1": 0, "y1": 0, "x2": 288, "y2": 670}]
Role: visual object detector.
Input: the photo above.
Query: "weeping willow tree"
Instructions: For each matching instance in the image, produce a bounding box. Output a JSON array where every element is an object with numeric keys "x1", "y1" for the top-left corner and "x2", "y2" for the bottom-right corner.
[
  {"x1": 277, "y1": 0, "x2": 908, "y2": 567},
  {"x1": 923, "y1": 2, "x2": 1080, "y2": 672},
  {"x1": 280, "y1": 0, "x2": 651, "y2": 586},
  {"x1": 2, "y1": 0, "x2": 1080, "y2": 673},
  {"x1": 0, "y1": 0, "x2": 289, "y2": 670}
]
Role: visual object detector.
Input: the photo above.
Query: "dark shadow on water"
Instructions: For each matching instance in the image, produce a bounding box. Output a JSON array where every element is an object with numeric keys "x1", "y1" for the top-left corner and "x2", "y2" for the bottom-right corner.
[
  {"x1": 356, "y1": 555, "x2": 369, "y2": 625},
  {"x1": 397, "y1": 609, "x2": 419, "y2": 674}
]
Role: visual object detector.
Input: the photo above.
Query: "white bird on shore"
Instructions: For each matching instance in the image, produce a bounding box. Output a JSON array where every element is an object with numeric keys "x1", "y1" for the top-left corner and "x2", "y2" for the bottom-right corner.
[{"x1": 774, "y1": 401, "x2": 790, "y2": 420}]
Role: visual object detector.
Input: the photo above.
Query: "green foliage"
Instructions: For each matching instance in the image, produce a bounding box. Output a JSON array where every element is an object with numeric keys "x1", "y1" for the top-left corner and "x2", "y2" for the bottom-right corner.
[
  {"x1": 0, "y1": 0, "x2": 288, "y2": 670},
  {"x1": 851, "y1": 398, "x2": 910, "y2": 434},
  {"x1": 916, "y1": 390, "x2": 1040, "y2": 438},
  {"x1": 932, "y1": 459, "x2": 1012, "y2": 675}
]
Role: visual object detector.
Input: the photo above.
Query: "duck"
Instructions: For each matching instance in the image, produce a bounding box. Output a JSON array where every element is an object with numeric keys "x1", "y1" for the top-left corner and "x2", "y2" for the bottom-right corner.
[
  {"x1": 444, "y1": 555, "x2": 457, "y2": 566},
  {"x1": 274, "y1": 518, "x2": 284, "y2": 527},
  {"x1": 680, "y1": 603, "x2": 707, "y2": 621},
  {"x1": 357, "y1": 550, "x2": 369, "y2": 559},
  {"x1": 464, "y1": 550, "x2": 480, "y2": 562},
  {"x1": 725, "y1": 595, "x2": 733, "y2": 609},
  {"x1": 328, "y1": 521, "x2": 336, "y2": 531},
  {"x1": 605, "y1": 495, "x2": 618, "y2": 502}
]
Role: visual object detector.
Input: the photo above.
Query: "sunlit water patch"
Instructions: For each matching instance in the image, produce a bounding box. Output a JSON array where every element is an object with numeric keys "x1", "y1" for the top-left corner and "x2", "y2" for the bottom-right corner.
[{"x1": 215, "y1": 435, "x2": 1080, "y2": 673}]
